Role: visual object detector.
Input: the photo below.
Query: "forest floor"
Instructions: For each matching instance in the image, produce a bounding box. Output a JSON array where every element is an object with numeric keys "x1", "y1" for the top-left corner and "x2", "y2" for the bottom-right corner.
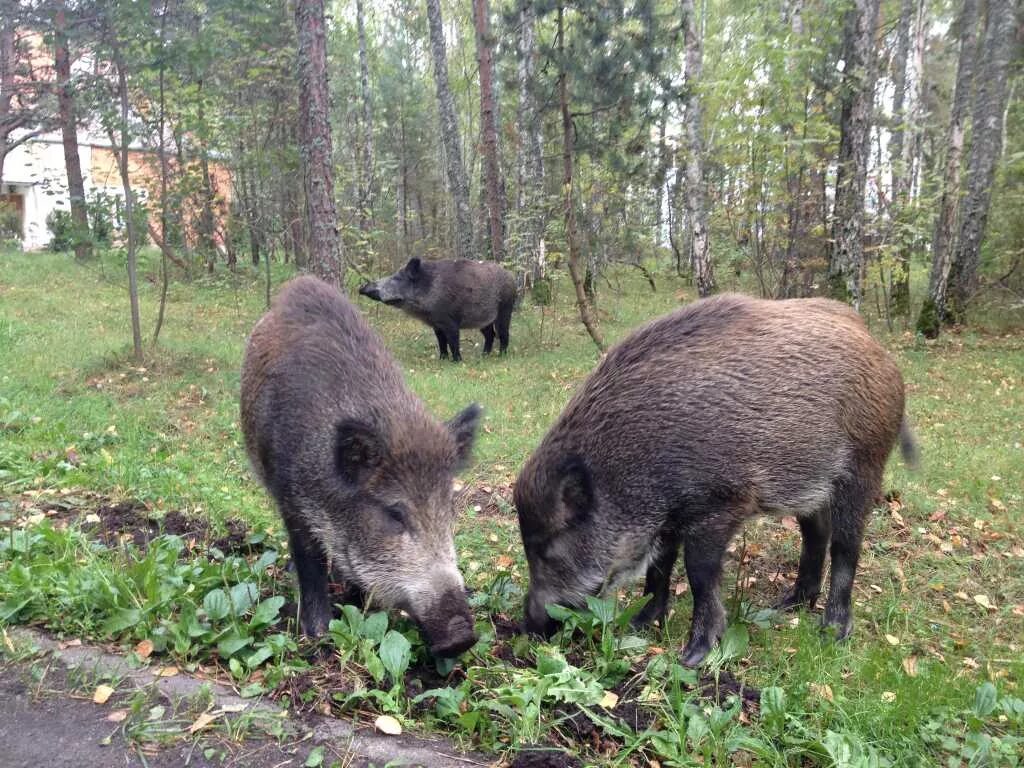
[{"x1": 1, "y1": 248, "x2": 1022, "y2": 766}]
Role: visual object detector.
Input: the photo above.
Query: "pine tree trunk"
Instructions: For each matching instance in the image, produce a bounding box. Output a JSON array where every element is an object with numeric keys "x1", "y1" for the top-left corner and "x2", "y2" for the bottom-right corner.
[
  {"x1": 918, "y1": 0, "x2": 980, "y2": 335},
  {"x1": 356, "y1": 0, "x2": 374, "y2": 232},
  {"x1": 473, "y1": 0, "x2": 505, "y2": 262},
  {"x1": 828, "y1": 0, "x2": 881, "y2": 308},
  {"x1": 425, "y1": 0, "x2": 473, "y2": 260},
  {"x1": 946, "y1": 0, "x2": 1017, "y2": 324},
  {"x1": 681, "y1": 0, "x2": 715, "y2": 297},
  {"x1": 295, "y1": 0, "x2": 343, "y2": 286},
  {"x1": 516, "y1": 0, "x2": 545, "y2": 285},
  {"x1": 888, "y1": 0, "x2": 914, "y2": 316},
  {"x1": 558, "y1": 5, "x2": 604, "y2": 351},
  {"x1": 54, "y1": 5, "x2": 91, "y2": 261}
]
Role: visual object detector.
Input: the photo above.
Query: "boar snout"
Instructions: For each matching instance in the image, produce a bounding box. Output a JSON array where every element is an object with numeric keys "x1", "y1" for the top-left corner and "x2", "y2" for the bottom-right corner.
[
  {"x1": 358, "y1": 282, "x2": 381, "y2": 301},
  {"x1": 412, "y1": 588, "x2": 477, "y2": 658}
]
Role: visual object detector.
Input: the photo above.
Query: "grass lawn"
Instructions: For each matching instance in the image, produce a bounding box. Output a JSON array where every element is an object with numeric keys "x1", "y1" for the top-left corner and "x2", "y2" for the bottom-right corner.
[{"x1": 2, "y1": 248, "x2": 1022, "y2": 765}]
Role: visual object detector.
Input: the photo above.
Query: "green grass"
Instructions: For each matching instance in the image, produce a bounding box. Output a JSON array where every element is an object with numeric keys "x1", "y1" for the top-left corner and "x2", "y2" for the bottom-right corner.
[{"x1": 2, "y1": 247, "x2": 1023, "y2": 765}]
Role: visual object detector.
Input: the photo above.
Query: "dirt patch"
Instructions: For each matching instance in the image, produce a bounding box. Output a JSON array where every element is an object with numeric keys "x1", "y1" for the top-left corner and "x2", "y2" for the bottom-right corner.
[
  {"x1": 5, "y1": 495, "x2": 267, "y2": 556},
  {"x1": 509, "y1": 748, "x2": 583, "y2": 768},
  {"x1": 456, "y1": 482, "x2": 514, "y2": 518}
]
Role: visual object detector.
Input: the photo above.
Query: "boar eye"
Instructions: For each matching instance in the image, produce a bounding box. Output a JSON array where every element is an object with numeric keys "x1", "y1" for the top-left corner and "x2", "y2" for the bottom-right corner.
[{"x1": 381, "y1": 504, "x2": 409, "y2": 534}]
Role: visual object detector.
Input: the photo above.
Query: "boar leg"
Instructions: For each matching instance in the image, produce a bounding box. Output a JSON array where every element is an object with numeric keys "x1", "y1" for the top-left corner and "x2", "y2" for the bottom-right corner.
[
  {"x1": 287, "y1": 526, "x2": 332, "y2": 639},
  {"x1": 433, "y1": 328, "x2": 449, "y2": 360},
  {"x1": 822, "y1": 472, "x2": 875, "y2": 640},
  {"x1": 680, "y1": 528, "x2": 733, "y2": 667},
  {"x1": 441, "y1": 324, "x2": 462, "y2": 362},
  {"x1": 481, "y1": 324, "x2": 496, "y2": 355},
  {"x1": 496, "y1": 299, "x2": 513, "y2": 354},
  {"x1": 774, "y1": 508, "x2": 831, "y2": 611},
  {"x1": 632, "y1": 537, "x2": 681, "y2": 628}
]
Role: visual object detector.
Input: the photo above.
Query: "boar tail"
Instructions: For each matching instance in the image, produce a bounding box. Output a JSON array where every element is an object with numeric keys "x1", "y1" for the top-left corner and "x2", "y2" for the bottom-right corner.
[{"x1": 899, "y1": 415, "x2": 920, "y2": 470}]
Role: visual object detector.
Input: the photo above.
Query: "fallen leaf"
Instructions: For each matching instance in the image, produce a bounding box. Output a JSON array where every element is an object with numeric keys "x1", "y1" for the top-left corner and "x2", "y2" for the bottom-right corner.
[
  {"x1": 84, "y1": 513, "x2": 101, "y2": 524},
  {"x1": 495, "y1": 555, "x2": 514, "y2": 569},
  {"x1": 218, "y1": 703, "x2": 248, "y2": 714},
  {"x1": 135, "y1": 639, "x2": 154, "y2": 659},
  {"x1": 93, "y1": 684, "x2": 115, "y2": 704},
  {"x1": 973, "y1": 594, "x2": 996, "y2": 611},
  {"x1": 902, "y1": 656, "x2": 919, "y2": 677},
  {"x1": 106, "y1": 709, "x2": 129, "y2": 723},
  {"x1": 881, "y1": 691, "x2": 897, "y2": 703},
  {"x1": 154, "y1": 666, "x2": 179, "y2": 678},
  {"x1": 374, "y1": 714, "x2": 402, "y2": 735},
  {"x1": 885, "y1": 634, "x2": 900, "y2": 646},
  {"x1": 188, "y1": 712, "x2": 221, "y2": 734},
  {"x1": 780, "y1": 516, "x2": 799, "y2": 532},
  {"x1": 58, "y1": 638, "x2": 83, "y2": 650},
  {"x1": 809, "y1": 683, "x2": 834, "y2": 702},
  {"x1": 599, "y1": 690, "x2": 620, "y2": 709},
  {"x1": 673, "y1": 582, "x2": 688, "y2": 595}
]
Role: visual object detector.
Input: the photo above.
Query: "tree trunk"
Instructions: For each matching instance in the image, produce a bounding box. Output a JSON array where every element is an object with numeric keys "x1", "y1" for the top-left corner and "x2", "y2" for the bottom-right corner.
[
  {"x1": 295, "y1": 0, "x2": 343, "y2": 286},
  {"x1": 355, "y1": 0, "x2": 374, "y2": 232},
  {"x1": 54, "y1": 5, "x2": 91, "y2": 261},
  {"x1": 473, "y1": 0, "x2": 505, "y2": 262},
  {"x1": 681, "y1": 0, "x2": 714, "y2": 297},
  {"x1": 558, "y1": 5, "x2": 604, "y2": 352},
  {"x1": 425, "y1": 0, "x2": 473, "y2": 260},
  {"x1": 887, "y1": 0, "x2": 914, "y2": 316},
  {"x1": 113, "y1": 54, "x2": 143, "y2": 363},
  {"x1": 946, "y1": 0, "x2": 1017, "y2": 324},
  {"x1": 917, "y1": 0, "x2": 981, "y2": 336},
  {"x1": 828, "y1": 0, "x2": 881, "y2": 308},
  {"x1": 516, "y1": 0, "x2": 545, "y2": 285},
  {"x1": 153, "y1": 0, "x2": 171, "y2": 344}
]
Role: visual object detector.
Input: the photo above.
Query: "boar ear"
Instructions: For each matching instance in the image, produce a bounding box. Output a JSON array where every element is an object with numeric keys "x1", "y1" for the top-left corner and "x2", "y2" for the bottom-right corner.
[
  {"x1": 405, "y1": 257, "x2": 422, "y2": 277},
  {"x1": 447, "y1": 403, "x2": 482, "y2": 470},
  {"x1": 334, "y1": 420, "x2": 383, "y2": 485},
  {"x1": 558, "y1": 454, "x2": 594, "y2": 524}
]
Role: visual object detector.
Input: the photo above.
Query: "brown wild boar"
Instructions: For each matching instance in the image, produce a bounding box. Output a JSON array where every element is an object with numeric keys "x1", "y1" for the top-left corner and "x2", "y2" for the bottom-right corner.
[
  {"x1": 240, "y1": 275, "x2": 482, "y2": 657},
  {"x1": 514, "y1": 294, "x2": 917, "y2": 666},
  {"x1": 359, "y1": 258, "x2": 516, "y2": 361}
]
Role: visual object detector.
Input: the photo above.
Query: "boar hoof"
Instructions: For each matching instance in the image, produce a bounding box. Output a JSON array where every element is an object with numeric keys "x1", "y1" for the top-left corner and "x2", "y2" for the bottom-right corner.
[
  {"x1": 681, "y1": 639, "x2": 712, "y2": 668},
  {"x1": 630, "y1": 602, "x2": 667, "y2": 629},
  {"x1": 773, "y1": 586, "x2": 820, "y2": 612},
  {"x1": 821, "y1": 609, "x2": 853, "y2": 641}
]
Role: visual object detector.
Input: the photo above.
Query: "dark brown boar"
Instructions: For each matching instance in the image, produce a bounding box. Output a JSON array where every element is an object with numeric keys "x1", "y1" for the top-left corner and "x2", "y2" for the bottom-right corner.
[
  {"x1": 514, "y1": 293, "x2": 917, "y2": 666},
  {"x1": 240, "y1": 275, "x2": 481, "y2": 657},
  {"x1": 359, "y1": 258, "x2": 517, "y2": 361}
]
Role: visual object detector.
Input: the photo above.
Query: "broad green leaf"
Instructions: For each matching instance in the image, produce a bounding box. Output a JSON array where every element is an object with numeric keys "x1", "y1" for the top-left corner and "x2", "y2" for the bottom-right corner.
[
  {"x1": 585, "y1": 595, "x2": 616, "y2": 624},
  {"x1": 360, "y1": 611, "x2": 388, "y2": 643},
  {"x1": 379, "y1": 629, "x2": 412, "y2": 684},
  {"x1": 203, "y1": 589, "x2": 230, "y2": 621},
  {"x1": 974, "y1": 682, "x2": 998, "y2": 717},
  {"x1": 229, "y1": 582, "x2": 258, "y2": 615},
  {"x1": 250, "y1": 596, "x2": 284, "y2": 627},
  {"x1": 217, "y1": 631, "x2": 253, "y2": 658},
  {"x1": 101, "y1": 607, "x2": 141, "y2": 636}
]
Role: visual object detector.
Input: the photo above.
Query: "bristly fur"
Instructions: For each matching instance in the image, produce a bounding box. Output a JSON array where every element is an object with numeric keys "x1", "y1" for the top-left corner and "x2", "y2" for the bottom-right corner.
[
  {"x1": 240, "y1": 275, "x2": 480, "y2": 656},
  {"x1": 515, "y1": 293, "x2": 915, "y2": 666}
]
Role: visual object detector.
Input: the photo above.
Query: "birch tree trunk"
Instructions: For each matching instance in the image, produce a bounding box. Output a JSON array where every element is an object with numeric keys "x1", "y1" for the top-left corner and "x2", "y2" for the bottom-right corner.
[
  {"x1": 946, "y1": 0, "x2": 1017, "y2": 324},
  {"x1": 918, "y1": 0, "x2": 980, "y2": 336},
  {"x1": 828, "y1": 0, "x2": 881, "y2": 308},
  {"x1": 516, "y1": 0, "x2": 545, "y2": 285},
  {"x1": 681, "y1": 0, "x2": 715, "y2": 297},
  {"x1": 473, "y1": 0, "x2": 504, "y2": 261},
  {"x1": 425, "y1": 0, "x2": 473, "y2": 260},
  {"x1": 295, "y1": 0, "x2": 344, "y2": 286},
  {"x1": 356, "y1": 0, "x2": 374, "y2": 232},
  {"x1": 888, "y1": 0, "x2": 914, "y2": 315},
  {"x1": 54, "y1": 4, "x2": 91, "y2": 261},
  {"x1": 558, "y1": 5, "x2": 604, "y2": 351}
]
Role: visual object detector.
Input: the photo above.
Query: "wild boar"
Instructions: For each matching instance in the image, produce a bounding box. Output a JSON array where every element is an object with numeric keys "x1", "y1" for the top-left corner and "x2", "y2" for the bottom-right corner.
[
  {"x1": 359, "y1": 258, "x2": 517, "y2": 362},
  {"x1": 514, "y1": 294, "x2": 917, "y2": 666},
  {"x1": 240, "y1": 275, "x2": 482, "y2": 657}
]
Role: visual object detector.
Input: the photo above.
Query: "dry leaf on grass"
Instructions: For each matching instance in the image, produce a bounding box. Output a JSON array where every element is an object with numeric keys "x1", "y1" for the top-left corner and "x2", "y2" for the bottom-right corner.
[
  {"x1": 135, "y1": 639, "x2": 154, "y2": 659},
  {"x1": 809, "y1": 683, "x2": 834, "y2": 702},
  {"x1": 902, "y1": 656, "x2": 919, "y2": 677},
  {"x1": 154, "y1": 666, "x2": 179, "y2": 678},
  {"x1": 881, "y1": 691, "x2": 897, "y2": 703},
  {"x1": 93, "y1": 685, "x2": 115, "y2": 704},
  {"x1": 374, "y1": 714, "x2": 402, "y2": 735},
  {"x1": 106, "y1": 709, "x2": 129, "y2": 722},
  {"x1": 188, "y1": 712, "x2": 221, "y2": 734},
  {"x1": 885, "y1": 634, "x2": 900, "y2": 646},
  {"x1": 973, "y1": 594, "x2": 995, "y2": 611},
  {"x1": 600, "y1": 690, "x2": 620, "y2": 709}
]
